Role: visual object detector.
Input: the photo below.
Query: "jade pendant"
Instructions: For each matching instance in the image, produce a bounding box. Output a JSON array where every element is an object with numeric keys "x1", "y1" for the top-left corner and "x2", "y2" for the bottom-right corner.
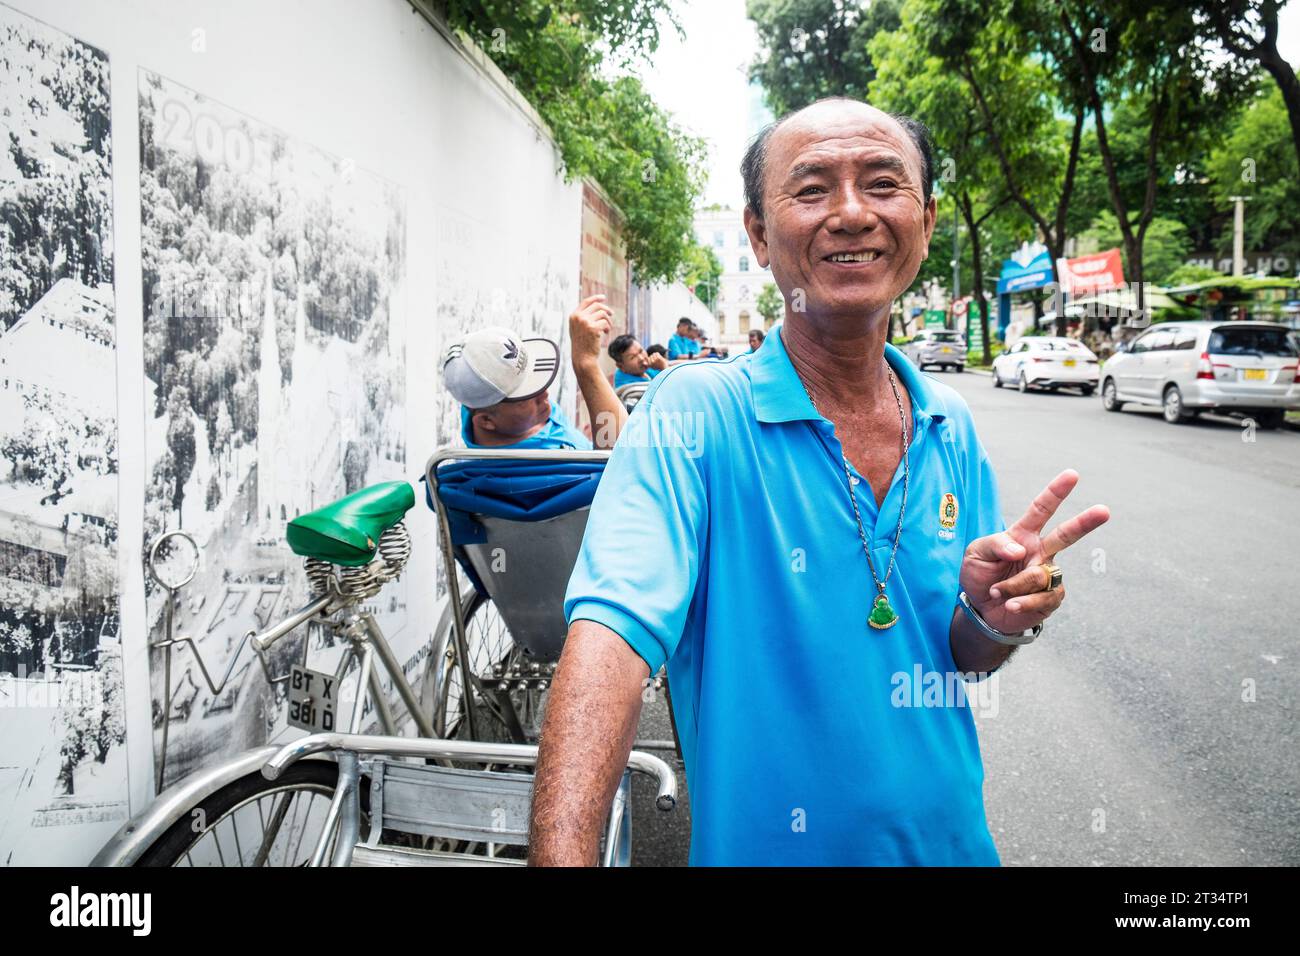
[{"x1": 868, "y1": 593, "x2": 899, "y2": 630}]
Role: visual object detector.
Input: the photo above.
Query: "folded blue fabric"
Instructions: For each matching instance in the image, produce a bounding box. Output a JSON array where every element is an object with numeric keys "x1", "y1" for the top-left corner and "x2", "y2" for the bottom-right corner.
[{"x1": 423, "y1": 459, "x2": 605, "y2": 546}]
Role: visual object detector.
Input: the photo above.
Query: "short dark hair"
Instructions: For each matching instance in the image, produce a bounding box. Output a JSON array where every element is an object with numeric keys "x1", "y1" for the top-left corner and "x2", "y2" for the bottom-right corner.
[
  {"x1": 608, "y1": 333, "x2": 637, "y2": 363},
  {"x1": 646, "y1": 343, "x2": 667, "y2": 357},
  {"x1": 676, "y1": 317, "x2": 691, "y2": 328},
  {"x1": 741, "y1": 97, "x2": 933, "y2": 218},
  {"x1": 749, "y1": 328, "x2": 766, "y2": 340}
]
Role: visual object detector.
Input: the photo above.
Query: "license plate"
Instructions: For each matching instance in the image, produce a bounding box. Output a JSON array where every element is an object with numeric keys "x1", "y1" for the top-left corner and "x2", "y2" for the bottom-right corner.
[
  {"x1": 287, "y1": 665, "x2": 339, "y2": 732},
  {"x1": 1243, "y1": 368, "x2": 1267, "y2": 381},
  {"x1": 941, "y1": 347, "x2": 952, "y2": 353},
  {"x1": 1063, "y1": 358, "x2": 1076, "y2": 367}
]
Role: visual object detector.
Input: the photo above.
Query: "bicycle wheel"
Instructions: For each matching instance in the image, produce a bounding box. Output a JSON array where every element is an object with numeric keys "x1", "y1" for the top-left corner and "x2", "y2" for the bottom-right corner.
[
  {"x1": 432, "y1": 588, "x2": 546, "y2": 746},
  {"x1": 135, "y1": 762, "x2": 366, "y2": 867}
]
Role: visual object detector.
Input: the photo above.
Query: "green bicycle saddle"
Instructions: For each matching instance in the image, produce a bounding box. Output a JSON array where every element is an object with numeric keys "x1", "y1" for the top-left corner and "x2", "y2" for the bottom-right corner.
[{"x1": 286, "y1": 481, "x2": 415, "y2": 567}]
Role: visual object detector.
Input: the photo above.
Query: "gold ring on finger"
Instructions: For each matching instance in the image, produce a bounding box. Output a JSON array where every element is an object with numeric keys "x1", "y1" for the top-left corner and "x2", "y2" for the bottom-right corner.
[{"x1": 1040, "y1": 564, "x2": 1063, "y2": 592}]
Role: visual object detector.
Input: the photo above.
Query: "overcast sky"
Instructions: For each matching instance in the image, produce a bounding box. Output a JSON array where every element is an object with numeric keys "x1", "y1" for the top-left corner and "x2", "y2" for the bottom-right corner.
[
  {"x1": 643, "y1": 0, "x2": 1300, "y2": 213},
  {"x1": 643, "y1": 0, "x2": 770, "y2": 211}
]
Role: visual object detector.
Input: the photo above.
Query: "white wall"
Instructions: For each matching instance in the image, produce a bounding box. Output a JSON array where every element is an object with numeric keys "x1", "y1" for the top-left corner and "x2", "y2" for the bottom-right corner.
[
  {"x1": 1, "y1": 0, "x2": 584, "y2": 864},
  {"x1": 647, "y1": 281, "x2": 716, "y2": 347}
]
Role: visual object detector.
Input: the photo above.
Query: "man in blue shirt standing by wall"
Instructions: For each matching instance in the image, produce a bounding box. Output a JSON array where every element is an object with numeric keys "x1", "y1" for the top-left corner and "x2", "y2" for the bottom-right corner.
[
  {"x1": 528, "y1": 98, "x2": 1111, "y2": 866},
  {"x1": 666, "y1": 317, "x2": 700, "y2": 360}
]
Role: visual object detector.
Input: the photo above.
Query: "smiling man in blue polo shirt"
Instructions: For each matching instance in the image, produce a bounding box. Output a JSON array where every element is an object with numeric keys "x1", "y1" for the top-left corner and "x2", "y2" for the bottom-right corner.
[{"x1": 529, "y1": 98, "x2": 1110, "y2": 866}]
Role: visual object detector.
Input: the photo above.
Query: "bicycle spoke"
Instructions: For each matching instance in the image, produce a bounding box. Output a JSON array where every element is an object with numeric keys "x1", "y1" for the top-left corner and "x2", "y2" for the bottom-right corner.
[
  {"x1": 286, "y1": 789, "x2": 307, "y2": 865},
  {"x1": 299, "y1": 792, "x2": 325, "y2": 865},
  {"x1": 211, "y1": 820, "x2": 227, "y2": 867},
  {"x1": 254, "y1": 790, "x2": 292, "y2": 868},
  {"x1": 230, "y1": 806, "x2": 245, "y2": 864}
]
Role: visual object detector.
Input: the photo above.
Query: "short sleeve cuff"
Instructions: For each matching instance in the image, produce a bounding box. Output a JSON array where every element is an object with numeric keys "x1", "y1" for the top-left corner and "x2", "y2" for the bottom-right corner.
[{"x1": 566, "y1": 599, "x2": 667, "y2": 675}]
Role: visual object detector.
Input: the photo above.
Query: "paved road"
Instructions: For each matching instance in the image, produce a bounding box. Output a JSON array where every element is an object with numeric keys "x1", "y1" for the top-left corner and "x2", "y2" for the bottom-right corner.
[
  {"x1": 951, "y1": 369, "x2": 1299, "y2": 865},
  {"x1": 631, "y1": 367, "x2": 1300, "y2": 866}
]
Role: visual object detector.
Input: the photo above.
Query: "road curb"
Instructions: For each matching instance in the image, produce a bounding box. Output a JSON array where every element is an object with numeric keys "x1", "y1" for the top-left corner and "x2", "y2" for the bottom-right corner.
[{"x1": 965, "y1": 368, "x2": 993, "y2": 377}]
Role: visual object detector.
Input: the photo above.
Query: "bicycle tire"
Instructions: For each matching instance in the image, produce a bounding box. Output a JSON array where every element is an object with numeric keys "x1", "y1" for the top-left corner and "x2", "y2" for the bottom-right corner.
[
  {"x1": 135, "y1": 761, "x2": 364, "y2": 867},
  {"x1": 432, "y1": 588, "x2": 543, "y2": 746}
]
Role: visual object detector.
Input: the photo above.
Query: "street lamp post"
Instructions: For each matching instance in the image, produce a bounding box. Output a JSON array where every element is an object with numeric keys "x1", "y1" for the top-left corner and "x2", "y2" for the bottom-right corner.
[
  {"x1": 952, "y1": 201, "x2": 960, "y2": 304},
  {"x1": 1228, "y1": 195, "x2": 1251, "y2": 277},
  {"x1": 694, "y1": 276, "x2": 720, "y2": 336}
]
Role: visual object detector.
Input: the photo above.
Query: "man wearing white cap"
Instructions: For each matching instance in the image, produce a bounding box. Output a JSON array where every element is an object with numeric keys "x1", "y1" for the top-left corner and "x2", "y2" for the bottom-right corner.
[{"x1": 441, "y1": 294, "x2": 627, "y2": 450}]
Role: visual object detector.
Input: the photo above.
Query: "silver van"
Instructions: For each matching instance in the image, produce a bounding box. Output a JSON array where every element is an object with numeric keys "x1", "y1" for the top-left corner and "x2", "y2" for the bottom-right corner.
[
  {"x1": 1100, "y1": 320, "x2": 1300, "y2": 428},
  {"x1": 903, "y1": 329, "x2": 966, "y2": 372}
]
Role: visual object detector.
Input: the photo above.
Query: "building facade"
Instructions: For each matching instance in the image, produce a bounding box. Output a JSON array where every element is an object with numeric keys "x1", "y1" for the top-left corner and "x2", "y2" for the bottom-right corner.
[{"x1": 693, "y1": 208, "x2": 775, "y2": 355}]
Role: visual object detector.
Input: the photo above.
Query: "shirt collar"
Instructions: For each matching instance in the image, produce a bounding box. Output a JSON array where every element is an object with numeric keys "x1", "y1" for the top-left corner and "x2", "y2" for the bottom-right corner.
[{"x1": 751, "y1": 321, "x2": 949, "y2": 425}]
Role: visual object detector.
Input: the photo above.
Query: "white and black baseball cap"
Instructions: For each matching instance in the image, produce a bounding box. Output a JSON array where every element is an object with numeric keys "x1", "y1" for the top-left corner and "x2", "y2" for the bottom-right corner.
[{"x1": 441, "y1": 326, "x2": 560, "y2": 409}]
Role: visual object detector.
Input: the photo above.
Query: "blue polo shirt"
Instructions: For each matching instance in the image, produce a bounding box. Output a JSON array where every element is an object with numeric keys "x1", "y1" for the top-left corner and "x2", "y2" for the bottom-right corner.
[
  {"x1": 564, "y1": 321, "x2": 1006, "y2": 866},
  {"x1": 667, "y1": 333, "x2": 700, "y2": 360},
  {"x1": 460, "y1": 402, "x2": 592, "y2": 450},
  {"x1": 614, "y1": 367, "x2": 660, "y2": 388}
]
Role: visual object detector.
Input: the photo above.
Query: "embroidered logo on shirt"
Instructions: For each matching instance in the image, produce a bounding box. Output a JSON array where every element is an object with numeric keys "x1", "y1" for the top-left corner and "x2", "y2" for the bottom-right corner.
[{"x1": 938, "y1": 492, "x2": 959, "y2": 540}]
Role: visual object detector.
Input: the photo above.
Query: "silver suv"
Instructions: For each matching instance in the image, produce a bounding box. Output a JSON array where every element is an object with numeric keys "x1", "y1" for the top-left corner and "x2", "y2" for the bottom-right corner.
[
  {"x1": 903, "y1": 329, "x2": 966, "y2": 372},
  {"x1": 1100, "y1": 320, "x2": 1300, "y2": 428}
]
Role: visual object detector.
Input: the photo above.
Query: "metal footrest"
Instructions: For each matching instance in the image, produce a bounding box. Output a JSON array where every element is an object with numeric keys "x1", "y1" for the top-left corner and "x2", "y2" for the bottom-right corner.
[
  {"x1": 369, "y1": 760, "x2": 534, "y2": 846},
  {"x1": 260, "y1": 732, "x2": 675, "y2": 866},
  {"x1": 350, "y1": 844, "x2": 525, "y2": 867}
]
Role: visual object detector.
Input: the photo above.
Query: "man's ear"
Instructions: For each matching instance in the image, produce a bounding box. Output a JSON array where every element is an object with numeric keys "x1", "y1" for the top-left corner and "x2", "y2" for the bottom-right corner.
[
  {"x1": 922, "y1": 196, "x2": 938, "y2": 256},
  {"x1": 472, "y1": 410, "x2": 497, "y2": 434},
  {"x1": 744, "y1": 206, "x2": 770, "y2": 269}
]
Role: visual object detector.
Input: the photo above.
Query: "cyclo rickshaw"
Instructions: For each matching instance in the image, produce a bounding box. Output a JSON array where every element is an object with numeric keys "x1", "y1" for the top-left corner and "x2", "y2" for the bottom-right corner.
[{"x1": 92, "y1": 447, "x2": 679, "y2": 867}]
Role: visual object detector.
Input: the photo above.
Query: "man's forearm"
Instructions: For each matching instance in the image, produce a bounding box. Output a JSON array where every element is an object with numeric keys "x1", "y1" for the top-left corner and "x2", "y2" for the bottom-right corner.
[
  {"x1": 949, "y1": 606, "x2": 1016, "y2": 675},
  {"x1": 529, "y1": 619, "x2": 648, "y2": 865},
  {"x1": 573, "y1": 358, "x2": 627, "y2": 449}
]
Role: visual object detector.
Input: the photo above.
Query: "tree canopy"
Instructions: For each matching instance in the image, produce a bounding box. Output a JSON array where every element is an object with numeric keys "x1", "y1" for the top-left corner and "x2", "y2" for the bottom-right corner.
[
  {"x1": 744, "y1": 0, "x2": 1297, "y2": 316},
  {"x1": 444, "y1": 0, "x2": 710, "y2": 284}
]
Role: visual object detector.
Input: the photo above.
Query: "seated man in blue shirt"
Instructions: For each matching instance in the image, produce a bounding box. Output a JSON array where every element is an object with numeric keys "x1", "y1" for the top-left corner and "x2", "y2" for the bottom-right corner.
[
  {"x1": 442, "y1": 294, "x2": 626, "y2": 450},
  {"x1": 610, "y1": 334, "x2": 665, "y2": 388},
  {"x1": 529, "y1": 97, "x2": 1111, "y2": 866}
]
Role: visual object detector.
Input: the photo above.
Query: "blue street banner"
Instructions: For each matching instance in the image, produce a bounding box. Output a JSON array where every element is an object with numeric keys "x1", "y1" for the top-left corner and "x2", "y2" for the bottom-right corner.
[{"x1": 996, "y1": 241, "x2": 1055, "y2": 295}]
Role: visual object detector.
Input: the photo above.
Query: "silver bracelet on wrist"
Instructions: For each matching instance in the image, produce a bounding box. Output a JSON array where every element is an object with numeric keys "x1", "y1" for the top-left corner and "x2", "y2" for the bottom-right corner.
[{"x1": 957, "y1": 590, "x2": 1043, "y2": 646}]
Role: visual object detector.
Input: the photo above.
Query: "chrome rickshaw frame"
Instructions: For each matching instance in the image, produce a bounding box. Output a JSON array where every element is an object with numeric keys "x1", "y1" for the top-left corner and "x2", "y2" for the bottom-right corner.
[
  {"x1": 424, "y1": 446, "x2": 611, "y2": 743},
  {"x1": 91, "y1": 446, "x2": 679, "y2": 867}
]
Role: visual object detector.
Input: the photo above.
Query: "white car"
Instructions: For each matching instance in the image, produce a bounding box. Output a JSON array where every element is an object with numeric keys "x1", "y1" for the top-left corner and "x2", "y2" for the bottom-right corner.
[
  {"x1": 991, "y1": 336, "x2": 1100, "y2": 395},
  {"x1": 1100, "y1": 320, "x2": 1300, "y2": 427}
]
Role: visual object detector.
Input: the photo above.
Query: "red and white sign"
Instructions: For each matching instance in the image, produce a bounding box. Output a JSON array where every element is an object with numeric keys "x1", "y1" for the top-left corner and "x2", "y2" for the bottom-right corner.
[
  {"x1": 1056, "y1": 249, "x2": 1125, "y2": 295},
  {"x1": 953, "y1": 297, "x2": 969, "y2": 317}
]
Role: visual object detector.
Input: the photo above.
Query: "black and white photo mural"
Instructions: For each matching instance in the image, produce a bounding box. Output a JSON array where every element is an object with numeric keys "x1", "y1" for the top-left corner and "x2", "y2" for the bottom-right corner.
[
  {"x1": 432, "y1": 209, "x2": 575, "y2": 604},
  {"x1": 138, "y1": 71, "x2": 408, "y2": 787},
  {"x1": 0, "y1": 3, "x2": 124, "y2": 865}
]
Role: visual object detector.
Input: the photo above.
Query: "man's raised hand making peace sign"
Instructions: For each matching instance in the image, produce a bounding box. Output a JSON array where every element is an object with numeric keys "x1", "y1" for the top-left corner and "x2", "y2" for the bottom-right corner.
[{"x1": 952, "y1": 469, "x2": 1111, "y2": 672}]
